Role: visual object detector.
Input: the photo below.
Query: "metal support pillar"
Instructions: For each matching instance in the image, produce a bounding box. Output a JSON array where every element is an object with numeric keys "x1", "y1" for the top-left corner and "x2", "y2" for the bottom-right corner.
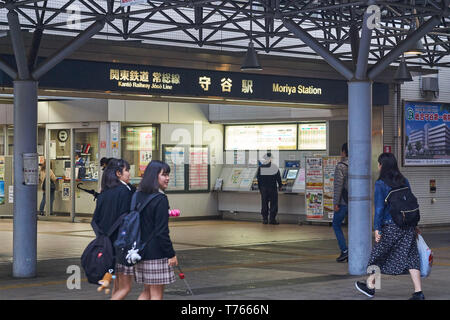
[
  {"x1": 348, "y1": 80, "x2": 373, "y2": 275},
  {"x1": 13, "y1": 80, "x2": 38, "y2": 278},
  {"x1": 6, "y1": 10, "x2": 105, "y2": 277}
]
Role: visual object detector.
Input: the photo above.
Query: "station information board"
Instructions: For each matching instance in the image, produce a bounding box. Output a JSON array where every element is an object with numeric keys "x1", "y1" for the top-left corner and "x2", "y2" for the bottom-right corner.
[
  {"x1": 164, "y1": 146, "x2": 185, "y2": 191},
  {"x1": 189, "y1": 147, "x2": 209, "y2": 191},
  {"x1": 225, "y1": 124, "x2": 297, "y2": 151},
  {"x1": 298, "y1": 123, "x2": 327, "y2": 150}
]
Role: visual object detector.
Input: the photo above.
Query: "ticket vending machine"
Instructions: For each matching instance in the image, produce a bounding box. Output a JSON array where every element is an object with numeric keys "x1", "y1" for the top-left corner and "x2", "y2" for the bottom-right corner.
[
  {"x1": 282, "y1": 168, "x2": 299, "y2": 192},
  {"x1": 281, "y1": 160, "x2": 300, "y2": 192}
]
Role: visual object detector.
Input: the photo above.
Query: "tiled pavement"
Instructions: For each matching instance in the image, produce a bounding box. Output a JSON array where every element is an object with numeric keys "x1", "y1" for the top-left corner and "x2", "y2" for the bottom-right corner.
[{"x1": 0, "y1": 219, "x2": 449, "y2": 300}]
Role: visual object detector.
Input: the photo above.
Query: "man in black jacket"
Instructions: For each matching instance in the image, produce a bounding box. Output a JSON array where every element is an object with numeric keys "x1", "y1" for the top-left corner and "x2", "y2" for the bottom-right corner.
[{"x1": 256, "y1": 153, "x2": 282, "y2": 225}]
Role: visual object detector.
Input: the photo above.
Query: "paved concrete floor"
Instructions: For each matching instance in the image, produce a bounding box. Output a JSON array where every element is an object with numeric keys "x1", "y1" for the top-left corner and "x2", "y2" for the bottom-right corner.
[{"x1": 0, "y1": 219, "x2": 449, "y2": 300}]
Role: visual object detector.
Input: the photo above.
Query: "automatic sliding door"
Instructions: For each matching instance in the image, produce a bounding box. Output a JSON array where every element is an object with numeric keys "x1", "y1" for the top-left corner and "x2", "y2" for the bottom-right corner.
[{"x1": 73, "y1": 129, "x2": 99, "y2": 220}]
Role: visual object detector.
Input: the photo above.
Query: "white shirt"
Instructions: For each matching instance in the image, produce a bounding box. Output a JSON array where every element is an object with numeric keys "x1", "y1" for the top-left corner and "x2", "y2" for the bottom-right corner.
[{"x1": 120, "y1": 179, "x2": 131, "y2": 191}]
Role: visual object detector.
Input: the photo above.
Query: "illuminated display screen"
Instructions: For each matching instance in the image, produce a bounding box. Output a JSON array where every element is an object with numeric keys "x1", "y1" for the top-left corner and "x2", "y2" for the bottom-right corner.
[
  {"x1": 298, "y1": 123, "x2": 327, "y2": 150},
  {"x1": 225, "y1": 124, "x2": 297, "y2": 151},
  {"x1": 286, "y1": 169, "x2": 299, "y2": 180}
]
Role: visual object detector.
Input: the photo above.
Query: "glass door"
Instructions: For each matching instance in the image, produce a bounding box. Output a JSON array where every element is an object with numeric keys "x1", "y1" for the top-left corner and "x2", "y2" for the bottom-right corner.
[
  {"x1": 43, "y1": 128, "x2": 72, "y2": 217},
  {"x1": 73, "y1": 128, "x2": 99, "y2": 221}
]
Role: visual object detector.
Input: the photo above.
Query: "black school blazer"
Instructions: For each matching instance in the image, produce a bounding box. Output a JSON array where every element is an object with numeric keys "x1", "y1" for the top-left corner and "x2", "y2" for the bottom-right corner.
[
  {"x1": 92, "y1": 183, "x2": 133, "y2": 243},
  {"x1": 136, "y1": 191, "x2": 176, "y2": 260}
]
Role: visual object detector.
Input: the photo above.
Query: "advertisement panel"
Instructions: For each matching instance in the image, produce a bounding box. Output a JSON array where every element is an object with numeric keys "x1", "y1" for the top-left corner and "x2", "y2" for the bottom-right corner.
[
  {"x1": 404, "y1": 101, "x2": 450, "y2": 166},
  {"x1": 322, "y1": 156, "x2": 341, "y2": 220},
  {"x1": 305, "y1": 157, "x2": 323, "y2": 220}
]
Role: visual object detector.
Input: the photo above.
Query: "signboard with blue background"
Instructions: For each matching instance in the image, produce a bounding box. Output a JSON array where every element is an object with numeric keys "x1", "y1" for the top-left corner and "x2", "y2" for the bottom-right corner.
[{"x1": 404, "y1": 101, "x2": 450, "y2": 166}]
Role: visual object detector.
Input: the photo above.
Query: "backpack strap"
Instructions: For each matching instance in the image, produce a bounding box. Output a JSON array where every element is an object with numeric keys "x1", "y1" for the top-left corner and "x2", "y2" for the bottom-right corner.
[
  {"x1": 384, "y1": 186, "x2": 410, "y2": 203},
  {"x1": 91, "y1": 218, "x2": 103, "y2": 237},
  {"x1": 131, "y1": 191, "x2": 163, "y2": 213},
  {"x1": 135, "y1": 192, "x2": 165, "y2": 250},
  {"x1": 104, "y1": 192, "x2": 162, "y2": 238},
  {"x1": 106, "y1": 212, "x2": 128, "y2": 238}
]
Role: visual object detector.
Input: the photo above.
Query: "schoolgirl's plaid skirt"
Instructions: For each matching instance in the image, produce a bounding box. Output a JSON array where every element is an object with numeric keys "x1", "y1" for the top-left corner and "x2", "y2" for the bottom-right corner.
[
  {"x1": 134, "y1": 258, "x2": 176, "y2": 285},
  {"x1": 115, "y1": 263, "x2": 135, "y2": 276}
]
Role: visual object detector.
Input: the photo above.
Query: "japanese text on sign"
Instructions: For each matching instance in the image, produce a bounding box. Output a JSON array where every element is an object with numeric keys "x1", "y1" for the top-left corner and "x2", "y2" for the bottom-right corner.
[{"x1": 109, "y1": 68, "x2": 181, "y2": 91}]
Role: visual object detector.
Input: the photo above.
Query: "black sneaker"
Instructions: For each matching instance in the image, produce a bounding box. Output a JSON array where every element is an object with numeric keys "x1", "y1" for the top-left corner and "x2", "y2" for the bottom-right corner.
[
  {"x1": 409, "y1": 291, "x2": 425, "y2": 300},
  {"x1": 336, "y1": 250, "x2": 348, "y2": 262},
  {"x1": 269, "y1": 220, "x2": 279, "y2": 225},
  {"x1": 262, "y1": 219, "x2": 268, "y2": 225},
  {"x1": 355, "y1": 281, "x2": 375, "y2": 298}
]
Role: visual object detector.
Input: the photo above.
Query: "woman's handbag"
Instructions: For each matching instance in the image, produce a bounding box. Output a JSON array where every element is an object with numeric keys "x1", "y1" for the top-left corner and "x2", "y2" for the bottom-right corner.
[
  {"x1": 42, "y1": 178, "x2": 56, "y2": 192},
  {"x1": 417, "y1": 234, "x2": 433, "y2": 278}
]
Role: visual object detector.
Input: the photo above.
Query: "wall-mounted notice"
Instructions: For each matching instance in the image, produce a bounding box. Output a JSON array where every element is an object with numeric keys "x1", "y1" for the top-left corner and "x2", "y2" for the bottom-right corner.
[
  {"x1": 189, "y1": 147, "x2": 209, "y2": 191},
  {"x1": 322, "y1": 156, "x2": 341, "y2": 220},
  {"x1": 0, "y1": 156, "x2": 4, "y2": 180},
  {"x1": 8, "y1": 185, "x2": 13, "y2": 203},
  {"x1": 305, "y1": 157, "x2": 323, "y2": 219},
  {"x1": 62, "y1": 183, "x2": 71, "y2": 201},
  {"x1": 164, "y1": 146, "x2": 185, "y2": 191},
  {"x1": 49, "y1": 140, "x2": 57, "y2": 160}
]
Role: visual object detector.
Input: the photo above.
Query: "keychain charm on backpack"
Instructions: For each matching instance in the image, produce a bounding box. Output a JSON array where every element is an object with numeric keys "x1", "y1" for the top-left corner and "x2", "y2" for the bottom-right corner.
[{"x1": 126, "y1": 241, "x2": 142, "y2": 265}]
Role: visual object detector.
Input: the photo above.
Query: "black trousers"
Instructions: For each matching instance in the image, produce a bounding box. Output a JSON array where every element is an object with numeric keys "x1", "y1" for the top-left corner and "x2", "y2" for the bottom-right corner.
[{"x1": 260, "y1": 187, "x2": 278, "y2": 221}]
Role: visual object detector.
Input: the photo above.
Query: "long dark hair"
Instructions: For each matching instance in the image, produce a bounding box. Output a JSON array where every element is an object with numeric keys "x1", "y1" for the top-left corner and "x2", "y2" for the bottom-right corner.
[
  {"x1": 377, "y1": 153, "x2": 406, "y2": 187},
  {"x1": 139, "y1": 160, "x2": 171, "y2": 194},
  {"x1": 101, "y1": 158, "x2": 130, "y2": 191}
]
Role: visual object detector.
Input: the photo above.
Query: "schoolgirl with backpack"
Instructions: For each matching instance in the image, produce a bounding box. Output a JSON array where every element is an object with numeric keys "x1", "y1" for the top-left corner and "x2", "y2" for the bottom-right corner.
[
  {"x1": 129, "y1": 160, "x2": 178, "y2": 300},
  {"x1": 355, "y1": 153, "x2": 425, "y2": 300},
  {"x1": 86, "y1": 158, "x2": 135, "y2": 300}
]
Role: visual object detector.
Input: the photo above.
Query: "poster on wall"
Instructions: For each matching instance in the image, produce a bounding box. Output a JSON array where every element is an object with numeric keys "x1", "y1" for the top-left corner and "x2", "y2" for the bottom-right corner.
[
  {"x1": 164, "y1": 146, "x2": 185, "y2": 191},
  {"x1": 0, "y1": 181, "x2": 4, "y2": 205},
  {"x1": 8, "y1": 185, "x2": 13, "y2": 203},
  {"x1": 404, "y1": 101, "x2": 450, "y2": 166},
  {"x1": 322, "y1": 156, "x2": 341, "y2": 220},
  {"x1": 189, "y1": 147, "x2": 209, "y2": 191},
  {"x1": 0, "y1": 156, "x2": 4, "y2": 180},
  {"x1": 62, "y1": 183, "x2": 71, "y2": 201},
  {"x1": 306, "y1": 191, "x2": 323, "y2": 218},
  {"x1": 138, "y1": 129, "x2": 153, "y2": 175},
  {"x1": 305, "y1": 157, "x2": 323, "y2": 219}
]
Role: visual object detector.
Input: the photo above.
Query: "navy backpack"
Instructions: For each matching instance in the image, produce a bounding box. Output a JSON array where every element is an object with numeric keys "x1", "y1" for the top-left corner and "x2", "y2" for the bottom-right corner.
[
  {"x1": 81, "y1": 214, "x2": 126, "y2": 284},
  {"x1": 114, "y1": 192, "x2": 163, "y2": 267}
]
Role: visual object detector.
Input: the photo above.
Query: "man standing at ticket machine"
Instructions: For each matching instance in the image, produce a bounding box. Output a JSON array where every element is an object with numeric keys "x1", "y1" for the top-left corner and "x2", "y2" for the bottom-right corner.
[{"x1": 257, "y1": 152, "x2": 282, "y2": 225}]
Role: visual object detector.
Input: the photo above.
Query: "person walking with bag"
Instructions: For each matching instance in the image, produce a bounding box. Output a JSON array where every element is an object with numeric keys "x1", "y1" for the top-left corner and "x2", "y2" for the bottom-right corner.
[
  {"x1": 355, "y1": 153, "x2": 424, "y2": 300},
  {"x1": 39, "y1": 160, "x2": 57, "y2": 216},
  {"x1": 134, "y1": 160, "x2": 178, "y2": 300},
  {"x1": 91, "y1": 158, "x2": 135, "y2": 300},
  {"x1": 332, "y1": 143, "x2": 349, "y2": 262}
]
